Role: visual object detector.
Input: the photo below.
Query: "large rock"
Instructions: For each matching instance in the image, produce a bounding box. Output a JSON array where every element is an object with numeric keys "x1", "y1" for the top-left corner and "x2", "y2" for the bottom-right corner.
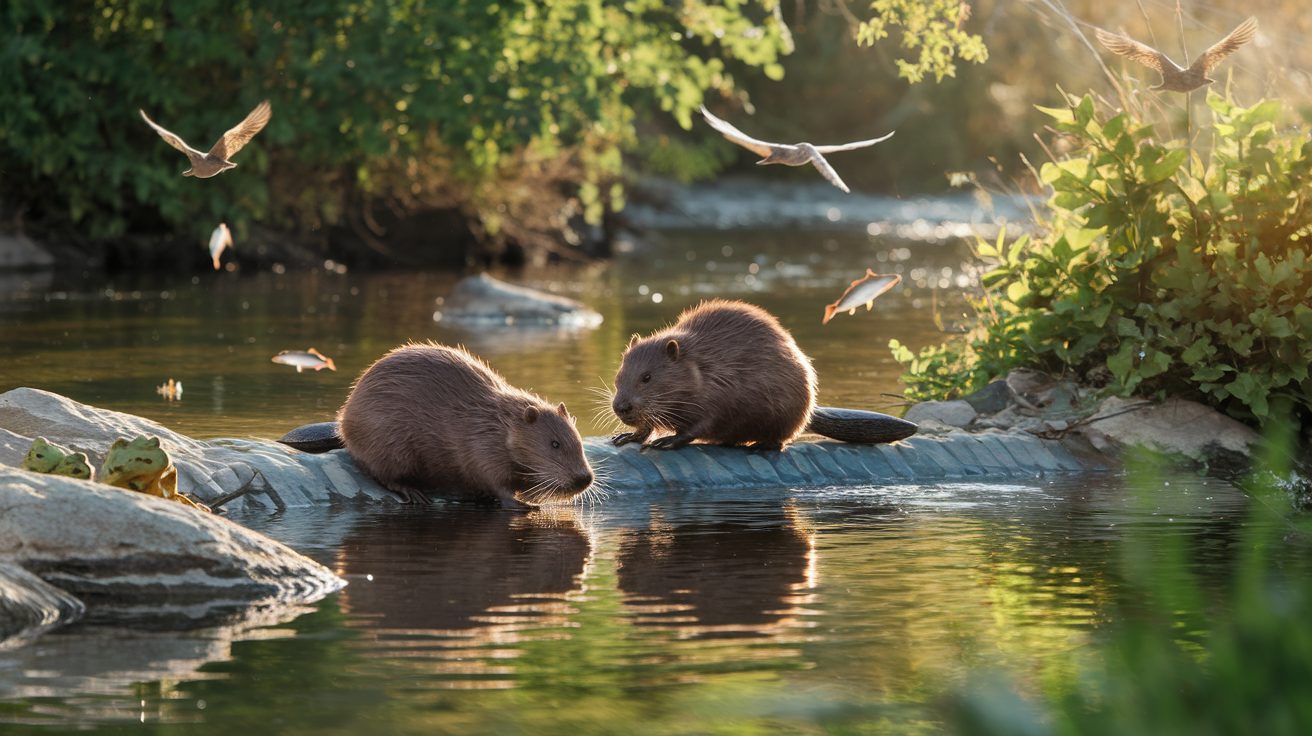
[
  {"x1": 0, "y1": 387, "x2": 400, "y2": 511},
  {"x1": 0, "y1": 232, "x2": 55, "y2": 270},
  {"x1": 0, "y1": 388, "x2": 1099, "y2": 512},
  {"x1": 0, "y1": 467, "x2": 345, "y2": 609},
  {"x1": 0, "y1": 563, "x2": 84, "y2": 644},
  {"x1": 1078, "y1": 396, "x2": 1262, "y2": 462},
  {"x1": 904, "y1": 400, "x2": 978, "y2": 428},
  {"x1": 438, "y1": 273, "x2": 603, "y2": 328}
]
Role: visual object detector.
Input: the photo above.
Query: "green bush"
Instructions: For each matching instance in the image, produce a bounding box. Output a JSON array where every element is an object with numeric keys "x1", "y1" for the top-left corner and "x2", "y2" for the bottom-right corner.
[
  {"x1": 0, "y1": 0, "x2": 790, "y2": 258},
  {"x1": 894, "y1": 92, "x2": 1312, "y2": 427}
]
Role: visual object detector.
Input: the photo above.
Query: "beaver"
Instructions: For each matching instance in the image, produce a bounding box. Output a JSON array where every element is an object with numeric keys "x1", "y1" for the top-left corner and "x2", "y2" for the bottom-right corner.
[
  {"x1": 338, "y1": 342, "x2": 594, "y2": 507},
  {"x1": 611, "y1": 299, "x2": 817, "y2": 451}
]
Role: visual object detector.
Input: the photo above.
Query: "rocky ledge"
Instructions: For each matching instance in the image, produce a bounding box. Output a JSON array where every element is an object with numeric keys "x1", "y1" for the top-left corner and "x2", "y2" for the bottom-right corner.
[
  {"x1": 0, "y1": 388, "x2": 1105, "y2": 516},
  {"x1": 0, "y1": 456, "x2": 345, "y2": 644}
]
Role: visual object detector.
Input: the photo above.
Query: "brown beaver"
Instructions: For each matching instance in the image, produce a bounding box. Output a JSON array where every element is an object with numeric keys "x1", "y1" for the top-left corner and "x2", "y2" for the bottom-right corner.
[
  {"x1": 610, "y1": 299, "x2": 817, "y2": 451},
  {"x1": 339, "y1": 342, "x2": 594, "y2": 507}
]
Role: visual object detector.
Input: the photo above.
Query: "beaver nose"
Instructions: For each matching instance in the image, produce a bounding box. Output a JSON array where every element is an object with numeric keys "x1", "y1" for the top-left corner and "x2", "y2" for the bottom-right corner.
[
  {"x1": 613, "y1": 399, "x2": 633, "y2": 416},
  {"x1": 574, "y1": 471, "x2": 594, "y2": 490}
]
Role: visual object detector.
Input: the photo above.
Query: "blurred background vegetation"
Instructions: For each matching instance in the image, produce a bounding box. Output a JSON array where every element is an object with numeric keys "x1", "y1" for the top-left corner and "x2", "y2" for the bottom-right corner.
[{"x1": 4, "y1": 1, "x2": 1307, "y2": 270}]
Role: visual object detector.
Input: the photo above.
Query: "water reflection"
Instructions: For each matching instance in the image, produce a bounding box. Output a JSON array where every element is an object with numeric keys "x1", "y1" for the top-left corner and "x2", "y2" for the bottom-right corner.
[
  {"x1": 616, "y1": 502, "x2": 819, "y2": 639},
  {"x1": 334, "y1": 507, "x2": 593, "y2": 689}
]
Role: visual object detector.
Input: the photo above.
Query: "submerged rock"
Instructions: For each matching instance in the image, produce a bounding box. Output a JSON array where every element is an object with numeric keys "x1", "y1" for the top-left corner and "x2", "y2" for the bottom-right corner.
[
  {"x1": 439, "y1": 273, "x2": 602, "y2": 328},
  {"x1": 0, "y1": 563, "x2": 84, "y2": 645},
  {"x1": 0, "y1": 467, "x2": 345, "y2": 609}
]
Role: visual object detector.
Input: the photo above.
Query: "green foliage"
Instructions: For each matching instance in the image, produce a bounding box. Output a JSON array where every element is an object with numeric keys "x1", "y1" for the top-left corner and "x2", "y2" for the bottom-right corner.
[
  {"x1": 855, "y1": 0, "x2": 988, "y2": 83},
  {"x1": 0, "y1": 0, "x2": 790, "y2": 255},
  {"x1": 894, "y1": 92, "x2": 1312, "y2": 426},
  {"x1": 949, "y1": 425, "x2": 1312, "y2": 735}
]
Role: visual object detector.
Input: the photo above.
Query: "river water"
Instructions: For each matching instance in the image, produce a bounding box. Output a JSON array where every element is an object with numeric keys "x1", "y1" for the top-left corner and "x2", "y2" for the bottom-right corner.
[{"x1": 0, "y1": 224, "x2": 1280, "y2": 732}]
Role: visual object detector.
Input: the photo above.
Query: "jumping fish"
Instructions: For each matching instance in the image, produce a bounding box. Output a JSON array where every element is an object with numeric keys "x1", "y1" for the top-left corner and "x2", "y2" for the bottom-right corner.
[
  {"x1": 272, "y1": 348, "x2": 337, "y2": 373},
  {"x1": 156, "y1": 378, "x2": 183, "y2": 400},
  {"x1": 140, "y1": 100, "x2": 272, "y2": 178},
  {"x1": 822, "y1": 269, "x2": 902, "y2": 324},
  {"x1": 209, "y1": 223, "x2": 232, "y2": 270},
  {"x1": 1096, "y1": 16, "x2": 1257, "y2": 93},
  {"x1": 699, "y1": 106, "x2": 895, "y2": 194}
]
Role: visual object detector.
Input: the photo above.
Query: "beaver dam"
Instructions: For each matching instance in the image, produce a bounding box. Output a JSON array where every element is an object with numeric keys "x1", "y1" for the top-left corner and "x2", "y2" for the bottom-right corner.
[{"x1": 0, "y1": 224, "x2": 1296, "y2": 730}]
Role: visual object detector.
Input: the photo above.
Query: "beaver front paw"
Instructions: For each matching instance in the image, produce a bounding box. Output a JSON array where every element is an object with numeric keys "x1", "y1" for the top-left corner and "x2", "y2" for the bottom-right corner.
[
  {"x1": 646, "y1": 433, "x2": 694, "y2": 451},
  {"x1": 387, "y1": 483, "x2": 433, "y2": 505},
  {"x1": 611, "y1": 430, "x2": 650, "y2": 447}
]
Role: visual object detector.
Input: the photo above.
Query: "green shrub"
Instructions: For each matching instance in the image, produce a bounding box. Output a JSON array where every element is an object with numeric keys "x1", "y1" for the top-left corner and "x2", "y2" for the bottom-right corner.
[
  {"x1": 894, "y1": 92, "x2": 1312, "y2": 427},
  {"x1": 0, "y1": 0, "x2": 790, "y2": 257}
]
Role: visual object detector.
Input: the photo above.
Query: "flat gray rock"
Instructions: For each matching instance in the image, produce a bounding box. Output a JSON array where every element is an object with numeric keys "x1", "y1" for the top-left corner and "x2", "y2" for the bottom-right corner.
[
  {"x1": 438, "y1": 273, "x2": 603, "y2": 328},
  {"x1": 1079, "y1": 396, "x2": 1261, "y2": 462},
  {"x1": 903, "y1": 399, "x2": 978, "y2": 428},
  {"x1": 0, "y1": 467, "x2": 345, "y2": 608}
]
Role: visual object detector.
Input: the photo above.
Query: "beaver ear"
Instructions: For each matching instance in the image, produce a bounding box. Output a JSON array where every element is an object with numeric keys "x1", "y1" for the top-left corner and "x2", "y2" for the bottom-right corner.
[
  {"x1": 627, "y1": 333, "x2": 640, "y2": 349},
  {"x1": 665, "y1": 339, "x2": 680, "y2": 362},
  {"x1": 556, "y1": 402, "x2": 569, "y2": 417},
  {"x1": 523, "y1": 406, "x2": 539, "y2": 424}
]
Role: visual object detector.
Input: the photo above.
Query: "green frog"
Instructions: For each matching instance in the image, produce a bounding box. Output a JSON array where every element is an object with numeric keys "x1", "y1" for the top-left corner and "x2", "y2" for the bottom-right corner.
[
  {"x1": 99, "y1": 435, "x2": 210, "y2": 512},
  {"x1": 23, "y1": 437, "x2": 95, "y2": 481}
]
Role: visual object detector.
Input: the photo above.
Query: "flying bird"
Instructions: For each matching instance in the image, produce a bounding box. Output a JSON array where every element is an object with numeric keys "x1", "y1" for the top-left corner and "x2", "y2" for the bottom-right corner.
[
  {"x1": 1095, "y1": 16, "x2": 1258, "y2": 93},
  {"x1": 140, "y1": 100, "x2": 272, "y2": 178},
  {"x1": 699, "y1": 106, "x2": 895, "y2": 193}
]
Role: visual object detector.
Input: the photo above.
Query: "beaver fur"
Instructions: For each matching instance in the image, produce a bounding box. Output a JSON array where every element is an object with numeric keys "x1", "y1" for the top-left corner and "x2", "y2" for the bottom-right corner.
[
  {"x1": 610, "y1": 299, "x2": 817, "y2": 451},
  {"x1": 339, "y1": 342, "x2": 593, "y2": 506}
]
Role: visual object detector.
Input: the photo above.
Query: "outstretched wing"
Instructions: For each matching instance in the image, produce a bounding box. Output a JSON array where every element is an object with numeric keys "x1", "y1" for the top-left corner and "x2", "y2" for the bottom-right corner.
[
  {"x1": 699, "y1": 105, "x2": 776, "y2": 158},
  {"x1": 808, "y1": 153, "x2": 850, "y2": 193},
  {"x1": 140, "y1": 110, "x2": 204, "y2": 157},
  {"x1": 1195, "y1": 16, "x2": 1258, "y2": 74},
  {"x1": 1095, "y1": 28, "x2": 1175, "y2": 73},
  {"x1": 207, "y1": 100, "x2": 272, "y2": 161},
  {"x1": 812, "y1": 130, "x2": 896, "y2": 154}
]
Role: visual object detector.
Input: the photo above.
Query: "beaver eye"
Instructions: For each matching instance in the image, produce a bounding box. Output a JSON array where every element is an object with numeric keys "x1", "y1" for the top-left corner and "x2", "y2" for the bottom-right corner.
[
  {"x1": 641, "y1": 373, "x2": 651, "y2": 383},
  {"x1": 551, "y1": 440, "x2": 560, "y2": 449}
]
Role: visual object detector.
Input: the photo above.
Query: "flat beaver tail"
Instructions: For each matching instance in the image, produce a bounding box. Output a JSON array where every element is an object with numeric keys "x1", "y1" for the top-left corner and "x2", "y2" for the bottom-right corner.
[{"x1": 279, "y1": 421, "x2": 344, "y2": 453}]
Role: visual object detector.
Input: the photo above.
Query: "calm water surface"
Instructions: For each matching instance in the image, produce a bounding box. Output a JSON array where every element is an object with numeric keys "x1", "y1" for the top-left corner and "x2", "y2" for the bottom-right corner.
[{"x1": 0, "y1": 228, "x2": 1278, "y2": 732}]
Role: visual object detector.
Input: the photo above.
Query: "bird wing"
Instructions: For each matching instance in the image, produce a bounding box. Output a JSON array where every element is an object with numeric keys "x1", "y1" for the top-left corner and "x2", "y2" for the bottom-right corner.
[
  {"x1": 140, "y1": 110, "x2": 205, "y2": 158},
  {"x1": 1195, "y1": 16, "x2": 1258, "y2": 74},
  {"x1": 808, "y1": 153, "x2": 850, "y2": 193},
  {"x1": 812, "y1": 130, "x2": 896, "y2": 154},
  {"x1": 699, "y1": 105, "x2": 776, "y2": 158},
  {"x1": 207, "y1": 100, "x2": 272, "y2": 161},
  {"x1": 1095, "y1": 28, "x2": 1175, "y2": 73}
]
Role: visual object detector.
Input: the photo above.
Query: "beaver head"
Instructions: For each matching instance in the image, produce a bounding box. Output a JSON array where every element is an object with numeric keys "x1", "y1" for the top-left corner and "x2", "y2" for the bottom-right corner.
[
  {"x1": 612, "y1": 333, "x2": 704, "y2": 430},
  {"x1": 506, "y1": 402, "x2": 593, "y2": 504}
]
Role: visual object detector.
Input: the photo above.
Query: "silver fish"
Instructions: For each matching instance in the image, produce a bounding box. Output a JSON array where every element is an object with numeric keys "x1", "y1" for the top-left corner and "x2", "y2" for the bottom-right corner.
[
  {"x1": 209, "y1": 223, "x2": 232, "y2": 270},
  {"x1": 823, "y1": 269, "x2": 902, "y2": 324},
  {"x1": 156, "y1": 378, "x2": 183, "y2": 400},
  {"x1": 272, "y1": 348, "x2": 337, "y2": 373}
]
